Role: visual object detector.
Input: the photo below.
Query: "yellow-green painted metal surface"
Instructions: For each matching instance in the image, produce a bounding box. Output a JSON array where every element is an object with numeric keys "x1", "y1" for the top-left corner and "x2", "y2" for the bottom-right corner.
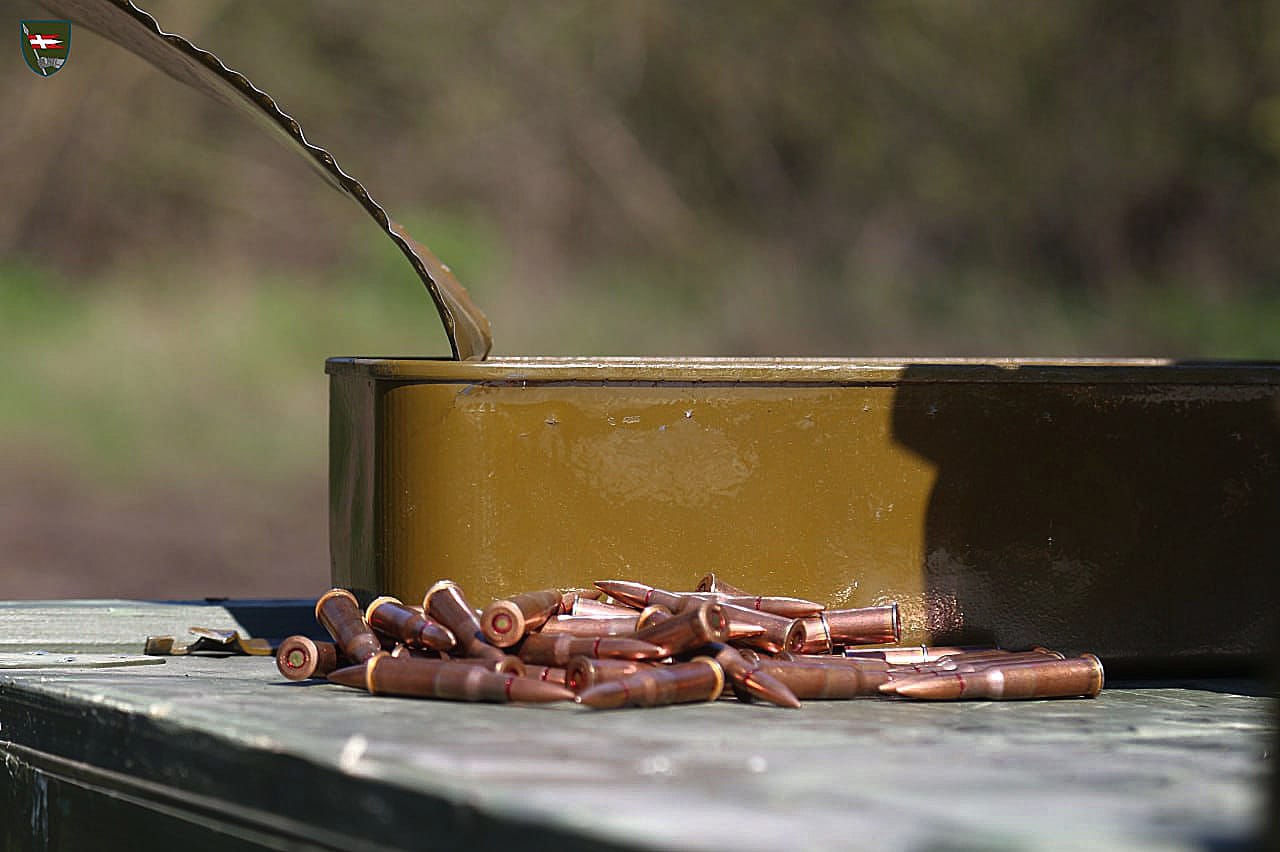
[{"x1": 328, "y1": 357, "x2": 1280, "y2": 667}]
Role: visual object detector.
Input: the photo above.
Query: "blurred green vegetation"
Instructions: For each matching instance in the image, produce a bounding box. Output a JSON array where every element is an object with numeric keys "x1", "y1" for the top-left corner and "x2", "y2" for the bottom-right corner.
[{"x1": 3, "y1": 0, "x2": 1280, "y2": 485}]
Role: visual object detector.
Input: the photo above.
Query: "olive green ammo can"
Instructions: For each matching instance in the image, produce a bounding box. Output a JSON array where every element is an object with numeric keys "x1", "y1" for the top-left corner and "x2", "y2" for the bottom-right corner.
[{"x1": 328, "y1": 356, "x2": 1280, "y2": 671}]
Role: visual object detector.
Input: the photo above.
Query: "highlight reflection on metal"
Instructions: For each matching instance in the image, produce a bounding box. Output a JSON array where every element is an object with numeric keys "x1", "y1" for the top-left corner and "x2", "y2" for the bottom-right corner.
[{"x1": 40, "y1": 0, "x2": 492, "y2": 360}]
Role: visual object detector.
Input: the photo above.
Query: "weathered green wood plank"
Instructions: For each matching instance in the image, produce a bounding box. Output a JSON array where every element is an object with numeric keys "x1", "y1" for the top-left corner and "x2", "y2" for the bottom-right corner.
[
  {"x1": 0, "y1": 599, "x2": 321, "y2": 653},
  {"x1": 0, "y1": 602, "x2": 1272, "y2": 850}
]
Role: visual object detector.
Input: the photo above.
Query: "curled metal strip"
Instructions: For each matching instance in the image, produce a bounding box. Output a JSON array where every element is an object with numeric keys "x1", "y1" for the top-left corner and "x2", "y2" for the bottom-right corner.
[{"x1": 40, "y1": 0, "x2": 493, "y2": 361}]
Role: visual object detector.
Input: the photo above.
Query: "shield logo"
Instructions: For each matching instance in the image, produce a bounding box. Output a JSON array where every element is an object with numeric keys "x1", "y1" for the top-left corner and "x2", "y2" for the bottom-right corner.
[{"x1": 20, "y1": 20, "x2": 71, "y2": 77}]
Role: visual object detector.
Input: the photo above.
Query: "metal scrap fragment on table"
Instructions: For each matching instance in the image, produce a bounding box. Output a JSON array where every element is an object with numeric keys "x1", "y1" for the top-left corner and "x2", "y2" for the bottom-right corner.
[{"x1": 144, "y1": 627, "x2": 272, "y2": 656}]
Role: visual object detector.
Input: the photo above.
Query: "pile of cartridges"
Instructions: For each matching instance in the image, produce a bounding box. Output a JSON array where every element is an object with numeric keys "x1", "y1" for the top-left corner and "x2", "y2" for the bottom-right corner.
[{"x1": 276, "y1": 574, "x2": 1103, "y2": 709}]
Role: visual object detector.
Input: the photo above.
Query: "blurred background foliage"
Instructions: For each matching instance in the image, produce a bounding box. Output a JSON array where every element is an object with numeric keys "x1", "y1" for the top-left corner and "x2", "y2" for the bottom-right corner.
[{"x1": 2, "y1": 0, "x2": 1278, "y2": 596}]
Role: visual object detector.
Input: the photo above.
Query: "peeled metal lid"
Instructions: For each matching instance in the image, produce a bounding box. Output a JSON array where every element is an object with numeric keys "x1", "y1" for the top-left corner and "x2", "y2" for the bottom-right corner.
[{"x1": 39, "y1": 0, "x2": 494, "y2": 362}]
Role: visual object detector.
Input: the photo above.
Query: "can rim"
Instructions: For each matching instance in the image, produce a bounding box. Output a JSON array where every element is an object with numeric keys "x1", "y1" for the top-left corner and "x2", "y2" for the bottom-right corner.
[{"x1": 326, "y1": 356, "x2": 1280, "y2": 386}]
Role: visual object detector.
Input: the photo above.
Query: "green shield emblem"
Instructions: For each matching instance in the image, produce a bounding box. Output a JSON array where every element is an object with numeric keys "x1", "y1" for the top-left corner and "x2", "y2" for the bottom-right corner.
[{"x1": 21, "y1": 20, "x2": 71, "y2": 77}]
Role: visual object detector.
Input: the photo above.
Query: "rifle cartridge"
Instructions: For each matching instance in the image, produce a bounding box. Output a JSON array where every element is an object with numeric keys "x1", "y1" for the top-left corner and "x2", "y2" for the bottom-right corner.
[
  {"x1": 538, "y1": 615, "x2": 641, "y2": 637},
  {"x1": 366, "y1": 596, "x2": 456, "y2": 651},
  {"x1": 776, "y1": 651, "x2": 892, "y2": 673},
  {"x1": 880, "y1": 653, "x2": 1072, "y2": 691},
  {"x1": 315, "y1": 588, "x2": 385, "y2": 665},
  {"x1": 592, "y1": 580, "x2": 686, "y2": 611},
  {"x1": 901, "y1": 649, "x2": 1064, "y2": 674},
  {"x1": 631, "y1": 600, "x2": 730, "y2": 656},
  {"x1": 711, "y1": 644, "x2": 800, "y2": 709},
  {"x1": 635, "y1": 605, "x2": 673, "y2": 630},
  {"x1": 423, "y1": 580, "x2": 506, "y2": 661},
  {"x1": 842, "y1": 645, "x2": 993, "y2": 664},
  {"x1": 576, "y1": 657, "x2": 725, "y2": 709},
  {"x1": 642, "y1": 602, "x2": 757, "y2": 640},
  {"x1": 716, "y1": 603, "x2": 798, "y2": 654},
  {"x1": 786, "y1": 605, "x2": 900, "y2": 654},
  {"x1": 888, "y1": 655, "x2": 1105, "y2": 700},
  {"x1": 330, "y1": 656, "x2": 574, "y2": 703},
  {"x1": 518, "y1": 633, "x2": 667, "y2": 666},
  {"x1": 445, "y1": 655, "x2": 527, "y2": 676},
  {"x1": 276, "y1": 635, "x2": 343, "y2": 681},
  {"x1": 749, "y1": 659, "x2": 889, "y2": 699},
  {"x1": 521, "y1": 665, "x2": 568, "y2": 686},
  {"x1": 595, "y1": 580, "x2": 825, "y2": 618},
  {"x1": 564, "y1": 657, "x2": 649, "y2": 692},
  {"x1": 569, "y1": 597, "x2": 637, "y2": 617},
  {"x1": 480, "y1": 589, "x2": 566, "y2": 647}
]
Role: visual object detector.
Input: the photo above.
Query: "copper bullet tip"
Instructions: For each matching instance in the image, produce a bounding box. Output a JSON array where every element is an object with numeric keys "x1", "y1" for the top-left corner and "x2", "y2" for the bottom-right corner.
[
  {"x1": 504, "y1": 676, "x2": 576, "y2": 704},
  {"x1": 327, "y1": 662, "x2": 370, "y2": 690},
  {"x1": 889, "y1": 674, "x2": 963, "y2": 700}
]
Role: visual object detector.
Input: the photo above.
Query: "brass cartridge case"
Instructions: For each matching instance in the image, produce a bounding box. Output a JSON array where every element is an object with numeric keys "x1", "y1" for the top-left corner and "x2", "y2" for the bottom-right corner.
[
  {"x1": 518, "y1": 633, "x2": 667, "y2": 666},
  {"x1": 276, "y1": 635, "x2": 343, "y2": 681},
  {"x1": 786, "y1": 605, "x2": 900, "y2": 654},
  {"x1": 423, "y1": 580, "x2": 506, "y2": 661},
  {"x1": 564, "y1": 657, "x2": 650, "y2": 693},
  {"x1": 891, "y1": 654, "x2": 1105, "y2": 701},
  {"x1": 537, "y1": 615, "x2": 640, "y2": 637},
  {"x1": 332, "y1": 656, "x2": 574, "y2": 703},
  {"x1": 717, "y1": 603, "x2": 798, "y2": 654},
  {"x1": 576, "y1": 658, "x2": 725, "y2": 709},
  {"x1": 695, "y1": 573, "x2": 750, "y2": 596},
  {"x1": 751, "y1": 660, "x2": 889, "y2": 699},
  {"x1": 315, "y1": 588, "x2": 384, "y2": 665},
  {"x1": 631, "y1": 600, "x2": 730, "y2": 656},
  {"x1": 843, "y1": 645, "x2": 993, "y2": 664},
  {"x1": 712, "y1": 644, "x2": 800, "y2": 709},
  {"x1": 480, "y1": 589, "x2": 566, "y2": 647},
  {"x1": 521, "y1": 665, "x2": 568, "y2": 686},
  {"x1": 366, "y1": 596, "x2": 456, "y2": 651}
]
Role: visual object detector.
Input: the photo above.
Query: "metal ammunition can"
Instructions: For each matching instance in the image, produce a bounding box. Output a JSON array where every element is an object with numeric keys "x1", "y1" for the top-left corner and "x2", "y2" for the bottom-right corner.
[{"x1": 328, "y1": 356, "x2": 1280, "y2": 668}]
